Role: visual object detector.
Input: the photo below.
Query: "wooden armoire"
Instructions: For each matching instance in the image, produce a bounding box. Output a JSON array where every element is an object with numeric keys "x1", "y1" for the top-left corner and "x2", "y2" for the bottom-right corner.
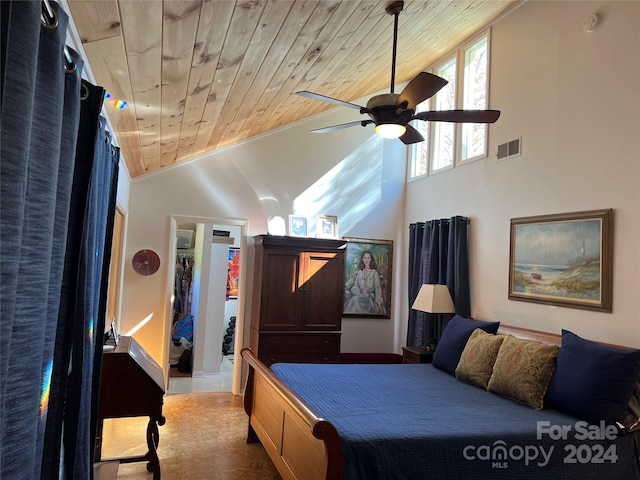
[{"x1": 250, "y1": 234, "x2": 346, "y2": 366}]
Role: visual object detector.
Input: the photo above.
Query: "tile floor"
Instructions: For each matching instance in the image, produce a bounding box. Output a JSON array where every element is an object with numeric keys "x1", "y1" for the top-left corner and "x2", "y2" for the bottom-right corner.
[
  {"x1": 167, "y1": 355, "x2": 234, "y2": 395},
  {"x1": 100, "y1": 355, "x2": 281, "y2": 479}
]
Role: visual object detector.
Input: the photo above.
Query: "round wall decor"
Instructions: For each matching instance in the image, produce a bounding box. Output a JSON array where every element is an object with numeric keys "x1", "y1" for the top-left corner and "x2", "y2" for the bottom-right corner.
[{"x1": 132, "y1": 249, "x2": 161, "y2": 276}]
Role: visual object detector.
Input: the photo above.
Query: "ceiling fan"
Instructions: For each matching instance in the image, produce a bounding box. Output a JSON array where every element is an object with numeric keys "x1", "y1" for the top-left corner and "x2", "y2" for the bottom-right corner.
[{"x1": 296, "y1": 0, "x2": 500, "y2": 144}]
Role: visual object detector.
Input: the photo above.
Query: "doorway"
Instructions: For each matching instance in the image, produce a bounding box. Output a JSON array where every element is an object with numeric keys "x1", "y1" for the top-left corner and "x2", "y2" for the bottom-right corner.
[
  {"x1": 165, "y1": 216, "x2": 247, "y2": 395},
  {"x1": 106, "y1": 207, "x2": 125, "y2": 336}
]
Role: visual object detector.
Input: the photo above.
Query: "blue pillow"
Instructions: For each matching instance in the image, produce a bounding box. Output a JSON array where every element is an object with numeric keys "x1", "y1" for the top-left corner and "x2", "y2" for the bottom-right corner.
[
  {"x1": 432, "y1": 315, "x2": 500, "y2": 375},
  {"x1": 546, "y1": 330, "x2": 640, "y2": 424}
]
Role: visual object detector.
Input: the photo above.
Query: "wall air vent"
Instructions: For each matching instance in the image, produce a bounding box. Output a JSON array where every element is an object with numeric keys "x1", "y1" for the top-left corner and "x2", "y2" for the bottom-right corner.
[{"x1": 497, "y1": 137, "x2": 522, "y2": 160}]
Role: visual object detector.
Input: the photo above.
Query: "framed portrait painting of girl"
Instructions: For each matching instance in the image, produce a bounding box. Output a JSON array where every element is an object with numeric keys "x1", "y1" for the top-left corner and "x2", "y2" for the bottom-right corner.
[{"x1": 343, "y1": 237, "x2": 393, "y2": 318}]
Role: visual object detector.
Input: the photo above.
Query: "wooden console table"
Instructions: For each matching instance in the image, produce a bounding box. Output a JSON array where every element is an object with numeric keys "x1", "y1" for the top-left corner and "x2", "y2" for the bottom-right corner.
[{"x1": 96, "y1": 336, "x2": 166, "y2": 479}]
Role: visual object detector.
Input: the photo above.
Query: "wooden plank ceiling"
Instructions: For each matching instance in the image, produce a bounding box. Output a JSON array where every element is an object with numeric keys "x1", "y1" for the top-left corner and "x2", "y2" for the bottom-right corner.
[{"x1": 67, "y1": 0, "x2": 517, "y2": 178}]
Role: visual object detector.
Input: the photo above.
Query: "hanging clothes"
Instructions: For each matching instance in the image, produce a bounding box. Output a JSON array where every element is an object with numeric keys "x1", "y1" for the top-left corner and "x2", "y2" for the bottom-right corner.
[
  {"x1": 174, "y1": 256, "x2": 185, "y2": 320},
  {"x1": 182, "y1": 258, "x2": 194, "y2": 315}
]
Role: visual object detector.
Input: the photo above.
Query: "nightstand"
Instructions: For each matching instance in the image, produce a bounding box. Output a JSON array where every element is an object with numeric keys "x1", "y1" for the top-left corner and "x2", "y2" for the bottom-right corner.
[{"x1": 402, "y1": 346, "x2": 434, "y2": 364}]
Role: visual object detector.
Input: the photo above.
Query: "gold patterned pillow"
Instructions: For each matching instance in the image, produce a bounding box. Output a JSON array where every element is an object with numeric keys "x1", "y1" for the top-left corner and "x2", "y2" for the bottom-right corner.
[
  {"x1": 487, "y1": 336, "x2": 559, "y2": 410},
  {"x1": 455, "y1": 328, "x2": 506, "y2": 389}
]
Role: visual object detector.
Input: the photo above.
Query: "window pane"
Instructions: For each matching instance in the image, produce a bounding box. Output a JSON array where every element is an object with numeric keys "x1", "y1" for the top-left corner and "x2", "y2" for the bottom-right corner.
[
  {"x1": 407, "y1": 31, "x2": 493, "y2": 181},
  {"x1": 433, "y1": 59, "x2": 456, "y2": 171},
  {"x1": 462, "y1": 35, "x2": 488, "y2": 161},
  {"x1": 410, "y1": 98, "x2": 430, "y2": 177},
  {"x1": 412, "y1": 137, "x2": 428, "y2": 177}
]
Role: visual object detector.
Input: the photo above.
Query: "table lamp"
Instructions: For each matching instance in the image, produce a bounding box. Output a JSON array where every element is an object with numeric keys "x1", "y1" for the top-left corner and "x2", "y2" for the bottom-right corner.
[{"x1": 411, "y1": 284, "x2": 455, "y2": 350}]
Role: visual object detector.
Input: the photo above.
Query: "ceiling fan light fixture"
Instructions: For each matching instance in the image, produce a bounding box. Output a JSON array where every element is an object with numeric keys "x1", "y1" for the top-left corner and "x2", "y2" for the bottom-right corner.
[
  {"x1": 375, "y1": 123, "x2": 406, "y2": 139},
  {"x1": 296, "y1": 0, "x2": 500, "y2": 142}
]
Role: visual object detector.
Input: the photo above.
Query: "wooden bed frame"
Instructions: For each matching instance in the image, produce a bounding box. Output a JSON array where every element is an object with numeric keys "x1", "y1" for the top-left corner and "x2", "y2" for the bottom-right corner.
[{"x1": 241, "y1": 325, "x2": 564, "y2": 480}]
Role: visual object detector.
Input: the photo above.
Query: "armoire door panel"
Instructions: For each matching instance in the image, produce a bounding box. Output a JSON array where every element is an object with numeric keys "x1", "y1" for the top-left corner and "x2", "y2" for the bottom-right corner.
[
  {"x1": 260, "y1": 251, "x2": 301, "y2": 330},
  {"x1": 301, "y1": 253, "x2": 343, "y2": 329}
]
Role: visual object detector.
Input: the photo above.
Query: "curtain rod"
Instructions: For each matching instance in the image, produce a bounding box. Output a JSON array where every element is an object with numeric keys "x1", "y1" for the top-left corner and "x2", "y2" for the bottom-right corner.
[
  {"x1": 428, "y1": 217, "x2": 471, "y2": 224},
  {"x1": 41, "y1": 0, "x2": 76, "y2": 71},
  {"x1": 410, "y1": 216, "x2": 471, "y2": 225}
]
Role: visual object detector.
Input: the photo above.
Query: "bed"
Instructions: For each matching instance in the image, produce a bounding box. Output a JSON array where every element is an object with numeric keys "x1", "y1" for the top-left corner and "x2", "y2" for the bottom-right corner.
[{"x1": 241, "y1": 320, "x2": 640, "y2": 480}]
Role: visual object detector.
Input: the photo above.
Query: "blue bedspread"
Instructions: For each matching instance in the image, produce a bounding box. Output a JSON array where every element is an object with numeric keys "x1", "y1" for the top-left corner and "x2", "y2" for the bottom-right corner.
[{"x1": 270, "y1": 363, "x2": 640, "y2": 480}]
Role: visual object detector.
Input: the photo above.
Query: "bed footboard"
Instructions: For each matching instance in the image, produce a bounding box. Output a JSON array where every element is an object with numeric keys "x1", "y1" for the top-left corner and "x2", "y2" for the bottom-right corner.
[{"x1": 241, "y1": 348, "x2": 343, "y2": 480}]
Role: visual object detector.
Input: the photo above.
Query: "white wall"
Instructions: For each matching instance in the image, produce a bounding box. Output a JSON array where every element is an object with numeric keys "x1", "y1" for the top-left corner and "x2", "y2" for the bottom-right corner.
[
  {"x1": 201, "y1": 239, "x2": 232, "y2": 374},
  {"x1": 115, "y1": 160, "x2": 130, "y2": 213},
  {"x1": 220, "y1": 224, "x2": 241, "y2": 347},
  {"x1": 189, "y1": 224, "x2": 211, "y2": 376},
  {"x1": 122, "y1": 103, "x2": 408, "y2": 366},
  {"x1": 404, "y1": 1, "x2": 640, "y2": 348},
  {"x1": 119, "y1": 1, "x2": 639, "y2": 369}
]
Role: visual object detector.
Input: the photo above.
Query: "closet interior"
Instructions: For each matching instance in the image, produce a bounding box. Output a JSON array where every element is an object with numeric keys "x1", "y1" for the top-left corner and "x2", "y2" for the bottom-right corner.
[
  {"x1": 170, "y1": 247, "x2": 195, "y2": 374},
  {"x1": 169, "y1": 225, "x2": 240, "y2": 379}
]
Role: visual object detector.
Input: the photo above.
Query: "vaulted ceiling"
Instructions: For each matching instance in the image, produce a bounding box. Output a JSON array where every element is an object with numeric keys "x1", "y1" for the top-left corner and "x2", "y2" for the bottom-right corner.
[{"x1": 66, "y1": 0, "x2": 517, "y2": 178}]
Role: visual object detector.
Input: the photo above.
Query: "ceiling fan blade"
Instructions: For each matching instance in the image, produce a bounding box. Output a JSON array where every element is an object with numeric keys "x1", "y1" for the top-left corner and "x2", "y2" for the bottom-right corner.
[
  {"x1": 399, "y1": 124, "x2": 424, "y2": 145},
  {"x1": 413, "y1": 109, "x2": 501, "y2": 123},
  {"x1": 296, "y1": 91, "x2": 363, "y2": 110},
  {"x1": 396, "y1": 72, "x2": 448, "y2": 111},
  {"x1": 311, "y1": 120, "x2": 373, "y2": 134}
]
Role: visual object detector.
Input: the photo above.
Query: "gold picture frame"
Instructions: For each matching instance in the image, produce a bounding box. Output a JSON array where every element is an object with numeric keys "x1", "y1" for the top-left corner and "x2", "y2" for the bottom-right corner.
[
  {"x1": 343, "y1": 237, "x2": 393, "y2": 318},
  {"x1": 508, "y1": 209, "x2": 613, "y2": 312}
]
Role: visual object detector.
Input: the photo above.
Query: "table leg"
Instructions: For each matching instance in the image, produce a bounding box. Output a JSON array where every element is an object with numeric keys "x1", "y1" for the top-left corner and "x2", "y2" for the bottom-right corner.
[
  {"x1": 95, "y1": 418, "x2": 104, "y2": 461},
  {"x1": 145, "y1": 416, "x2": 162, "y2": 480}
]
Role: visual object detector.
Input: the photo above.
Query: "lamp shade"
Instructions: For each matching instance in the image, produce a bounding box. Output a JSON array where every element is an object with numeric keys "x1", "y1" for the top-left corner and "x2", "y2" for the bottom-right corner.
[{"x1": 411, "y1": 284, "x2": 455, "y2": 313}]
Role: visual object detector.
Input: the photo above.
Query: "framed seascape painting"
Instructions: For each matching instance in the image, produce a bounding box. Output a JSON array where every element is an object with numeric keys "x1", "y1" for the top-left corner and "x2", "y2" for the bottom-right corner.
[
  {"x1": 343, "y1": 237, "x2": 393, "y2": 318},
  {"x1": 508, "y1": 209, "x2": 613, "y2": 312}
]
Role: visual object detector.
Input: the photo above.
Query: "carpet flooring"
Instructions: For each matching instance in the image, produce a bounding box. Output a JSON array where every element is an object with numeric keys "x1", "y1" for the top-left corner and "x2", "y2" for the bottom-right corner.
[{"x1": 101, "y1": 392, "x2": 281, "y2": 479}]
